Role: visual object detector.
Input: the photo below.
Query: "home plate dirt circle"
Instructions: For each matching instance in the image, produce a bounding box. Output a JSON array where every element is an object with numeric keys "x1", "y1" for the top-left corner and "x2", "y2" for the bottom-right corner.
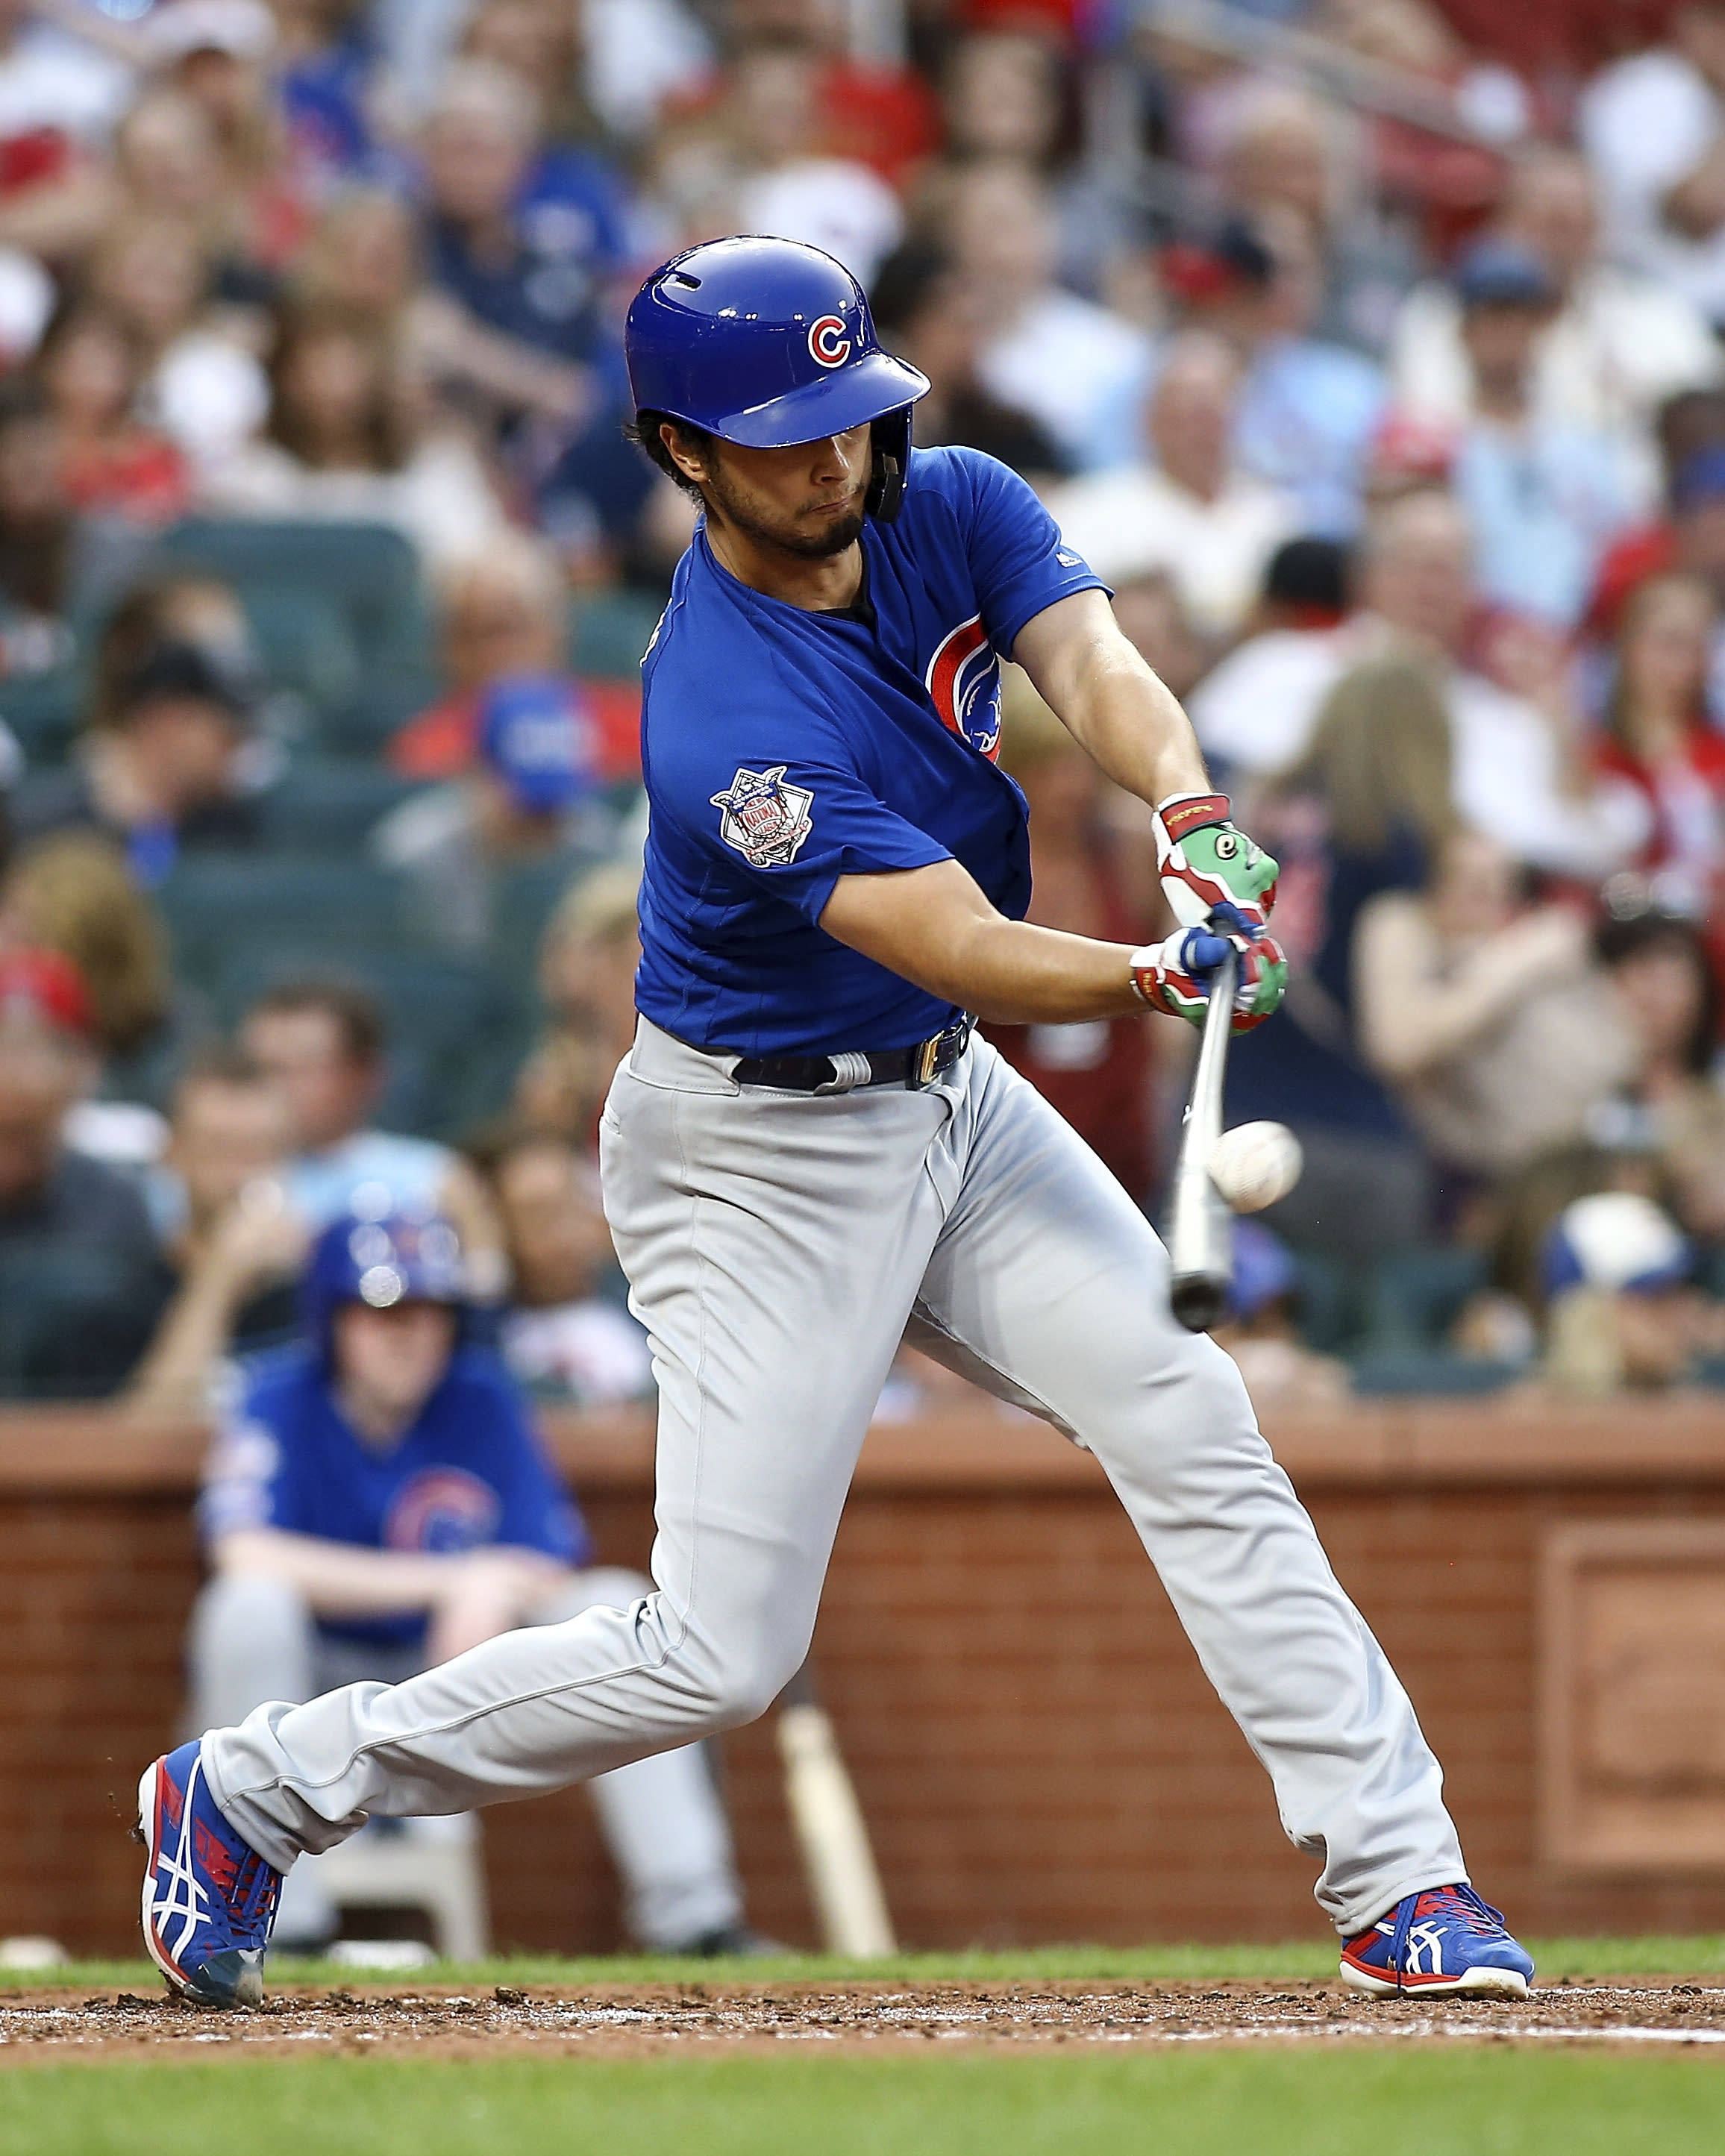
[{"x1": 4, "y1": 1981, "x2": 1725, "y2": 2060}]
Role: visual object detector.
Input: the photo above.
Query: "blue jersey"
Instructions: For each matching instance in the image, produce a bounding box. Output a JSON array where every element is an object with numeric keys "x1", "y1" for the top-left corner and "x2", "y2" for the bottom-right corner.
[
  {"x1": 636, "y1": 445, "x2": 1106, "y2": 1056},
  {"x1": 198, "y1": 1344, "x2": 589, "y2": 1648}
]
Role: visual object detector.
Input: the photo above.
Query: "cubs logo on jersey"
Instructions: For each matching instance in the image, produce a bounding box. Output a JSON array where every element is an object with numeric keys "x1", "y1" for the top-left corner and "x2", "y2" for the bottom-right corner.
[
  {"x1": 710, "y1": 764, "x2": 815, "y2": 868},
  {"x1": 924, "y1": 614, "x2": 1001, "y2": 760},
  {"x1": 385, "y1": 1467, "x2": 501, "y2": 1555}
]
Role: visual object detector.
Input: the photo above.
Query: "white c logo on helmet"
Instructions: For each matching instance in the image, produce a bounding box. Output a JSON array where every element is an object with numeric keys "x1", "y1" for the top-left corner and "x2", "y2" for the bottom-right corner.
[{"x1": 807, "y1": 314, "x2": 851, "y2": 368}]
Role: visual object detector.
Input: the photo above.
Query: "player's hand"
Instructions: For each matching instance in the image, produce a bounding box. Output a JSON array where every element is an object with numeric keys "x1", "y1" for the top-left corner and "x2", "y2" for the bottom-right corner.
[
  {"x1": 1152, "y1": 792, "x2": 1279, "y2": 936},
  {"x1": 1130, "y1": 927, "x2": 1286, "y2": 1035},
  {"x1": 427, "y1": 1549, "x2": 570, "y2": 1664}
]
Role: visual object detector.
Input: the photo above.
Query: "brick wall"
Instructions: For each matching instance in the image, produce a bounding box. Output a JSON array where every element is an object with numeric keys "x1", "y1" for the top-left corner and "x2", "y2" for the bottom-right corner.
[{"x1": 6, "y1": 1403, "x2": 1725, "y2": 1956}]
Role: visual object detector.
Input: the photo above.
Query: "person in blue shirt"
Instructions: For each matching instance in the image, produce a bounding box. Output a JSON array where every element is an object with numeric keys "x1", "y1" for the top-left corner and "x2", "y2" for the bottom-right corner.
[
  {"x1": 190, "y1": 1206, "x2": 751, "y2": 1955},
  {"x1": 143, "y1": 236, "x2": 1533, "y2": 2012}
]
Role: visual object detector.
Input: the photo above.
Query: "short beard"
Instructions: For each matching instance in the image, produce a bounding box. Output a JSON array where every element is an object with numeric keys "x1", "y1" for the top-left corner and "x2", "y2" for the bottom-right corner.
[{"x1": 703, "y1": 463, "x2": 866, "y2": 559}]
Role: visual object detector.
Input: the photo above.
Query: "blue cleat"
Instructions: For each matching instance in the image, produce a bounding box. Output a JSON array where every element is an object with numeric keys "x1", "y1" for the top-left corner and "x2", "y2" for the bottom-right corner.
[
  {"x1": 1340, "y1": 1884, "x2": 1535, "y2": 1999},
  {"x1": 137, "y1": 1740, "x2": 281, "y2": 2008}
]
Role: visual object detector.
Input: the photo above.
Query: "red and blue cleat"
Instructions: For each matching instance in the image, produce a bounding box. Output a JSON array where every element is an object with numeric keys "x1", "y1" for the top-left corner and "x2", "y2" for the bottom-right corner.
[
  {"x1": 1340, "y1": 1883, "x2": 1535, "y2": 1998},
  {"x1": 137, "y1": 1740, "x2": 281, "y2": 2008}
]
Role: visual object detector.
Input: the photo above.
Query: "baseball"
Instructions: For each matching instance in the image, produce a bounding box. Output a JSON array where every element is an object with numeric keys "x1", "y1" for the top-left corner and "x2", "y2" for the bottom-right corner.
[{"x1": 1208, "y1": 1122, "x2": 1303, "y2": 1213}]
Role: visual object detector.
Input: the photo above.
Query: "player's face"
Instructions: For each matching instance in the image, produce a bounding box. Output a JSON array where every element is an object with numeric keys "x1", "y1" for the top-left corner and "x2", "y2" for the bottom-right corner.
[
  {"x1": 692, "y1": 424, "x2": 871, "y2": 560},
  {"x1": 332, "y1": 1300, "x2": 458, "y2": 1435}
]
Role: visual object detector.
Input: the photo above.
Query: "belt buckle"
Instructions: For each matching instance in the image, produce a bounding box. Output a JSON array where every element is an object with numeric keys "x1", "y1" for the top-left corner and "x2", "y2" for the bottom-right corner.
[{"x1": 909, "y1": 1017, "x2": 971, "y2": 1090}]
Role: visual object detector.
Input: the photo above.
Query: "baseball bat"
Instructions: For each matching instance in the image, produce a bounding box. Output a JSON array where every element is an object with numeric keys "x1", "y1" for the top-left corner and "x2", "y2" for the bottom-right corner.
[
  {"x1": 1167, "y1": 943, "x2": 1238, "y2": 1333},
  {"x1": 776, "y1": 1663, "x2": 898, "y2": 1958}
]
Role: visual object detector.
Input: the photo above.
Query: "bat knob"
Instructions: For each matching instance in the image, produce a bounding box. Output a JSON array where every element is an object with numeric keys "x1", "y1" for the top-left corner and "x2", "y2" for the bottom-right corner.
[{"x1": 1170, "y1": 1273, "x2": 1227, "y2": 1334}]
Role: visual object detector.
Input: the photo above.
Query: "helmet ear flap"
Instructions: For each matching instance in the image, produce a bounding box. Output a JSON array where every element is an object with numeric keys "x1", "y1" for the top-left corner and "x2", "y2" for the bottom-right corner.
[{"x1": 865, "y1": 407, "x2": 912, "y2": 521}]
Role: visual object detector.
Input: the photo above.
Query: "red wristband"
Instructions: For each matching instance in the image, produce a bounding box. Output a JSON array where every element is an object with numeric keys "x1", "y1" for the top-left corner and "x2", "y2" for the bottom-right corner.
[{"x1": 1156, "y1": 793, "x2": 1231, "y2": 845}]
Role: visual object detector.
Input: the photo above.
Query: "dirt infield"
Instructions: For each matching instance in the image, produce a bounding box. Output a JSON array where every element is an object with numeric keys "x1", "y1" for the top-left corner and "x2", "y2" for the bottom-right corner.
[{"x1": 4, "y1": 1978, "x2": 1725, "y2": 2061}]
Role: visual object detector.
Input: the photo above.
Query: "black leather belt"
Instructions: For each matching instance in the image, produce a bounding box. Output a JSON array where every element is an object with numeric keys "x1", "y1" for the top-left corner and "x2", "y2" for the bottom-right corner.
[{"x1": 731, "y1": 1016, "x2": 973, "y2": 1094}]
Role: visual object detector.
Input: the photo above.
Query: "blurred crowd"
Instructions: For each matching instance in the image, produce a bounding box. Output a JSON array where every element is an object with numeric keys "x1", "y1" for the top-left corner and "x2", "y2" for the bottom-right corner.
[{"x1": 0, "y1": 0, "x2": 1722, "y2": 1414}]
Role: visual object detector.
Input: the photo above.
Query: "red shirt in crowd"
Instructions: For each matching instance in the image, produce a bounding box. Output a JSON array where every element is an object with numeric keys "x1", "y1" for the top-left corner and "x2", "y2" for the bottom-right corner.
[{"x1": 389, "y1": 677, "x2": 644, "y2": 786}]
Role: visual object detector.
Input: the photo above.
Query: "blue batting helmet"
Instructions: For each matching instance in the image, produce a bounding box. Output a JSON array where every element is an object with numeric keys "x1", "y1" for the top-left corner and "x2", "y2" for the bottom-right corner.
[
  {"x1": 624, "y1": 236, "x2": 930, "y2": 519},
  {"x1": 301, "y1": 1208, "x2": 469, "y2": 1358}
]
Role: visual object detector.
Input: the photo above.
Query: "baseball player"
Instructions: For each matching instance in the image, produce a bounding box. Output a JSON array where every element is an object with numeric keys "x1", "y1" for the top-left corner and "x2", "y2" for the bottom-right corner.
[
  {"x1": 189, "y1": 1207, "x2": 750, "y2": 1957},
  {"x1": 140, "y1": 236, "x2": 1533, "y2": 2006}
]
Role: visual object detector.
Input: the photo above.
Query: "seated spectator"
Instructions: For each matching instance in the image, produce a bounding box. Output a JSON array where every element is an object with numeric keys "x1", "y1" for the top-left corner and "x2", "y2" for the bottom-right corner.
[
  {"x1": 1593, "y1": 573, "x2": 1725, "y2": 933},
  {"x1": 238, "y1": 977, "x2": 503, "y2": 1273},
  {"x1": 1539, "y1": 1191, "x2": 1712, "y2": 1395},
  {"x1": 1186, "y1": 535, "x2": 1351, "y2": 786},
  {"x1": 1227, "y1": 656, "x2": 1458, "y2": 1256},
  {"x1": 1048, "y1": 331, "x2": 1299, "y2": 645},
  {"x1": 1211, "y1": 1220, "x2": 1351, "y2": 1411},
  {"x1": 1109, "y1": 565, "x2": 1206, "y2": 706},
  {"x1": 295, "y1": 187, "x2": 593, "y2": 434},
  {"x1": 478, "y1": 1127, "x2": 652, "y2": 1406},
  {"x1": 1213, "y1": 81, "x2": 1414, "y2": 358},
  {"x1": 1159, "y1": 210, "x2": 1388, "y2": 536},
  {"x1": 419, "y1": 61, "x2": 612, "y2": 386},
  {"x1": 1353, "y1": 828, "x2": 1634, "y2": 1185},
  {"x1": 10, "y1": 637, "x2": 263, "y2": 886},
  {"x1": 125, "y1": 1047, "x2": 306, "y2": 1419},
  {"x1": 0, "y1": 947, "x2": 166, "y2": 1395},
  {"x1": 513, "y1": 862, "x2": 642, "y2": 1149},
  {"x1": 1594, "y1": 910, "x2": 1725, "y2": 1244},
  {"x1": 1208, "y1": 489, "x2": 1650, "y2": 879},
  {"x1": 373, "y1": 674, "x2": 607, "y2": 954},
  {"x1": 1426, "y1": 240, "x2": 1635, "y2": 630},
  {"x1": 869, "y1": 243, "x2": 1068, "y2": 484},
  {"x1": 0, "y1": 375, "x2": 76, "y2": 681},
  {"x1": 983, "y1": 680, "x2": 1158, "y2": 1205},
  {"x1": 942, "y1": 159, "x2": 1150, "y2": 474},
  {"x1": 201, "y1": 300, "x2": 510, "y2": 571},
  {"x1": 0, "y1": 829, "x2": 187, "y2": 1132},
  {"x1": 1582, "y1": 1, "x2": 1725, "y2": 330},
  {"x1": 86, "y1": 213, "x2": 269, "y2": 475},
  {"x1": 387, "y1": 536, "x2": 639, "y2": 787},
  {"x1": 1389, "y1": 147, "x2": 1723, "y2": 497},
  {"x1": 191, "y1": 1208, "x2": 754, "y2": 1955},
  {"x1": 35, "y1": 303, "x2": 190, "y2": 526}
]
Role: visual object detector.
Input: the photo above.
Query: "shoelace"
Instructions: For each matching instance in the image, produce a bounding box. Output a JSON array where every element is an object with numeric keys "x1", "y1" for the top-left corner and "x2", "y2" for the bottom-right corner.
[{"x1": 1386, "y1": 1883, "x2": 1506, "y2": 1993}]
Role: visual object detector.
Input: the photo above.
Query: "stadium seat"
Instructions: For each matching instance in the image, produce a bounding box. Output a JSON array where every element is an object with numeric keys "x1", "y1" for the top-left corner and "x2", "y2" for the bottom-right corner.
[
  {"x1": 0, "y1": 1246, "x2": 167, "y2": 1400},
  {"x1": 143, "y1": 520, "x2": 439, "y2": 750},
  {"x1": 258, "y1": 759, "x2": 424, "y2": 853},
  {"x1": 157, "y1": 856, "x2": 418, "y2": 985},
  {"x1": 1349, "y1": 1351, "x2": 1518, "y2": 1397},
  {"x1": 1359, "y1": 1245, "x2": 1490, "y2": 1356},
  {"x1": 567, "y1": 589, "x2": 664, "y2": 678}
]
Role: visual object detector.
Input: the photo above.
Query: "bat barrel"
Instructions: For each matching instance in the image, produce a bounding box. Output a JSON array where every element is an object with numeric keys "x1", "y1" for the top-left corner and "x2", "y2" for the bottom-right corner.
[{"x1": 1167, "y1": 944, "x2": 1237, "y2": 1334}]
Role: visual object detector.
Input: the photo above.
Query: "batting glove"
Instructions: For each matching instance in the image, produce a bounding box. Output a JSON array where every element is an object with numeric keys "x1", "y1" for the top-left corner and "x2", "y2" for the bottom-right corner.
[
  {"x1": 1130, "y1": 927, "x2": 1287, "y2": 1035},
  {"x1": 1152, "y1": 792, "x2": 1279, "y2": 936}
]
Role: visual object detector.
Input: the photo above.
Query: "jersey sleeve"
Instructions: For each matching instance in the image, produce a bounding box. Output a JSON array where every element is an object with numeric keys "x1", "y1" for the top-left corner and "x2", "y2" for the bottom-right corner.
[
  {"x1": 196, "y1": 1389, "x2": 290, "y2": 1546},
  {"x1": 951, "y1": 448, "x2": 1111, "y2": 655},
  {"x1": 483, "y1": 1379, "x2": 592, "y2": 1567},
  {"x1": 658, "y1": 741, "x2": 952, "y2": 925}
]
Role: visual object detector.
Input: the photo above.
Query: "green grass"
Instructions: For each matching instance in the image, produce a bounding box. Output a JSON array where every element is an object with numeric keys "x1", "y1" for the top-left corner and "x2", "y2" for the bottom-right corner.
[
  {"x1": 8, "y1": 1936, "x2": 1725, "y2": 1994},
  {"x1": 3, "y1": 2052, "x2": 1724, "y2": 2156}
]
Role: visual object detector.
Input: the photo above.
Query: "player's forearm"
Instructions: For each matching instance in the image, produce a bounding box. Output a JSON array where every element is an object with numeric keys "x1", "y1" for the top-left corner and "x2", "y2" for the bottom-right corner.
[
  {"x1": 210, "y1": 1529, "x2": 454, "y2": 1617},
  {"x1": 821, "y1": 860, "x2": 1142, "y2": 1024},
  {"x1": 1014, "y1": 593, "x2": 1209, "y2": 806}
]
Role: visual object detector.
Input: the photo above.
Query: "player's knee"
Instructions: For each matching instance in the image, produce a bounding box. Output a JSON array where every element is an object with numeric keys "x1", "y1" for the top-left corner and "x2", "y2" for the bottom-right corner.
[
  {"x1": 192, "y1": 1569, "x2": 310, "y2": 1642},
  {"x1": 676, "y1": 1627, "x2": 803, "y2": 1732}
]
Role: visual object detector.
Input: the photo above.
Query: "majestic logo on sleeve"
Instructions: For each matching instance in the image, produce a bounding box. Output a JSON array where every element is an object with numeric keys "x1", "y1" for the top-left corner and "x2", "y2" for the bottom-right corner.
[
  {"x1": 710, "y1": 764, "x2": 815, "y2": 868},
  {"x1": 807, "y1": 314, "x2": 851, "y2": 368},
  {"x1": 925, "y1": 614, "x2": 1002, "y2": 760}
]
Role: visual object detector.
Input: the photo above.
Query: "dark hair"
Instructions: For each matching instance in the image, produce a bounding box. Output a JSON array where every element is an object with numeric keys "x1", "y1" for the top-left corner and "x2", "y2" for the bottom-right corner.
[
  {"x1": 114, "y1": 637, "x2": 249, "y2": 724},
  {"x1": 624, "y1": 409, "x2": 713, "y2": 498},
  {"x1": 249, "y1": 976, "x2": 386, "y2": 1067},
  {"x1": 868, "y1": 242, "x2": 948, "y2": 339},
  {"x1": 1593, "y1": 912, "x2": 1719, "y2": 1074},
  {"x1": 462, "y1": 1118, "x2": 577, "y2": 1185},
  {"x1": 178, "y1": 1042, "x2": 268, "y2": 1090},
  {"x1": 266, "y1": 301, "x2": 410, "y2": 474},
  {"x1": 1262, "y1": 536, "x2": 1349, "y2": 614}
]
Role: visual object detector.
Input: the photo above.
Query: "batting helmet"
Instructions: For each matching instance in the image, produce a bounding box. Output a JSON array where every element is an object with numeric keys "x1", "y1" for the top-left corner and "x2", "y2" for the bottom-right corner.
[
  {"x1": 301, "y1": 1206, "x2": 469, "y2": 1361},
  {"x1": 624, "y1": 236, "x2": 930, "y2": 521}
]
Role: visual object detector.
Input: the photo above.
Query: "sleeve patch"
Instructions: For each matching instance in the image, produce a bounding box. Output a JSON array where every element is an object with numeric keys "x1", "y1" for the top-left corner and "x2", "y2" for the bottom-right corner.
[{"x1": 710, "y1": 764, "x2": 815, "y2": 868}]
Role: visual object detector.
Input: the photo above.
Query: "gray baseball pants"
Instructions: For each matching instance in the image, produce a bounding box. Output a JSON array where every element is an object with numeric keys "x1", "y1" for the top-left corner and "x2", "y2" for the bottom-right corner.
[
  {"x1": 205, "y1": 1020, "x2": 1466, "y2": 1937},
  {"x1": 190, "y1": 1568, "x2": 743, "y2": 1951}
]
